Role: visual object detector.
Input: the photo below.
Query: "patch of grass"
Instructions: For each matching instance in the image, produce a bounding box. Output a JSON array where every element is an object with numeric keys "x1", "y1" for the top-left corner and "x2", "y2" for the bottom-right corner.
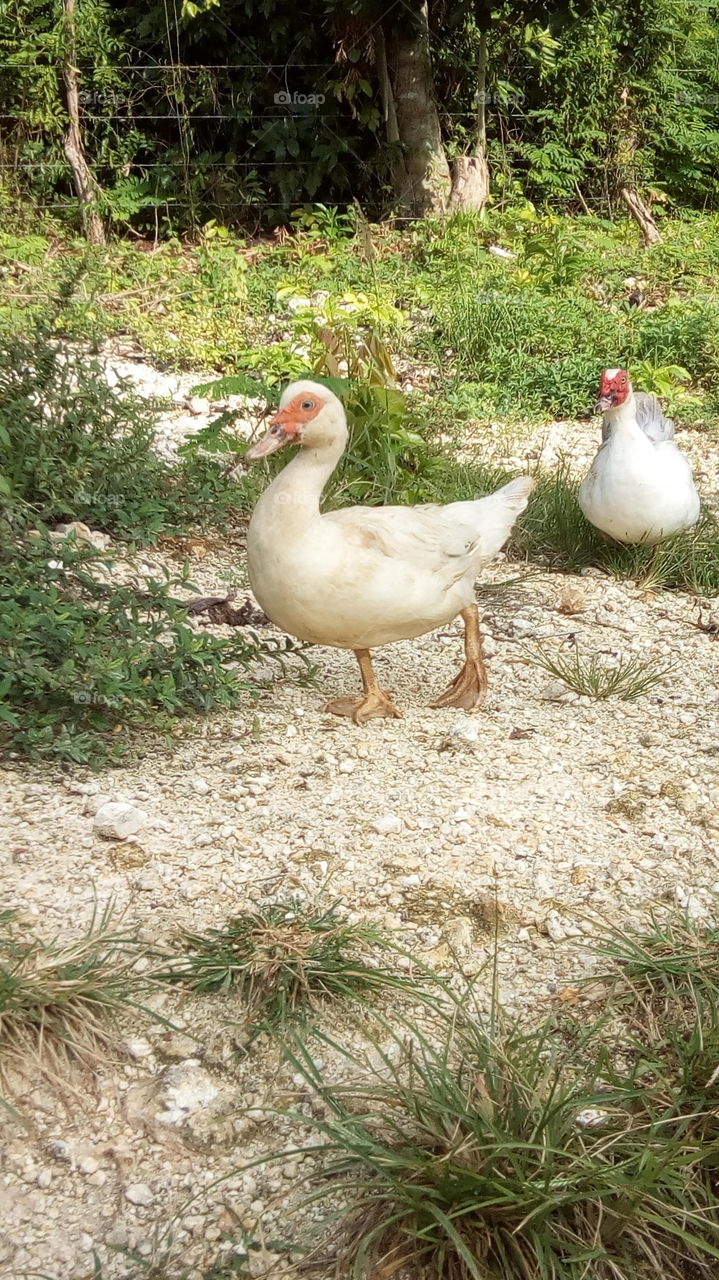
[
  {"x1": 594, "y1": 916, "x2": 719, "y2": 1052},
  {"x1": 590, "y1": 918, "x2": 719, "y2": 1149},
  {"x1": 157, "y1": 903, "x2": 415, "y2": 1033},
  {"x1": 281, "y1": 983, "x2": 719, "y2": 1280},
  {"x1": 0, "y1": 908, "x2": 144, "y2": 1088},
  {"x1": 525, "y1": 643, "x2": 673, "y2": 701}
]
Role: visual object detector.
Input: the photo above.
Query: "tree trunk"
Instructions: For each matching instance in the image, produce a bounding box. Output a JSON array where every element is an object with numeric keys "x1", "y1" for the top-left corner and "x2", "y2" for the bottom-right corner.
[
  {"x1": 620, "y1": 187, "x2": 662, "y2": 246},
  {"x1": 61, "y1": 0, "x2": 105, "y2": 245},
  {"x1": 448, "y1": 27, "x2": 489, "y2": 213},
  {"x1": 615, "y1": 83, "x2": 660, "y2": 247},
  {"x1": 382, "y1": 3, "x2": 450, "y2": 217},
  {"x1": 448, "y1": 156, "x2": 489, "y2": 212}
]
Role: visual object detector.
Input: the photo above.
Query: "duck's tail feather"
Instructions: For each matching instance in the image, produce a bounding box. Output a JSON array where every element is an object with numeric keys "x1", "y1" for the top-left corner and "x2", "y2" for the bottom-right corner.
[{"x1": 471, "y1": 475, "x2": 536, "y2": 563}]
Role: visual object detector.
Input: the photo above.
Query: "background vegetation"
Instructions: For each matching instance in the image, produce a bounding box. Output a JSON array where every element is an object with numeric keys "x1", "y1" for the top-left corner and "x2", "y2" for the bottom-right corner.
[{"x1": 2, "y1": 0, "x2": 719, "y2": 233}]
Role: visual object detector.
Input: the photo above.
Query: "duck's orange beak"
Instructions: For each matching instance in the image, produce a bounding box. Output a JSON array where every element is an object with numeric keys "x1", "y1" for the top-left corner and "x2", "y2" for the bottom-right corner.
[{"x1": 245, "y1": 409, "x2": 299, "y2": 461}]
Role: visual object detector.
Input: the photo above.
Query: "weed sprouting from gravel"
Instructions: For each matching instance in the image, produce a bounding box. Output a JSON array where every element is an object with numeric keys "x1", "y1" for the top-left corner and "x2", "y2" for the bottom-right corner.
[
  {"x1": 0, "y1": 907, "x2": 146, "y2": 1088},
  {"x1": 525, "y1": 643, "x2": 673, "y2": 701},
  {"x1": 156, "y1": 903, "x2": 417, "y2": 1032}
]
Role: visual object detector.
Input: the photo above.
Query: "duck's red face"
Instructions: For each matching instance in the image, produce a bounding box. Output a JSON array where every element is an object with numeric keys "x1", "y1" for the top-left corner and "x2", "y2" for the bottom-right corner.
[
  {"x1": 245, "y1": 391, "x2": 326, "y2": 460},
  {"x1": 595, "y1": 368, "x2": 630, "y2": 414}
]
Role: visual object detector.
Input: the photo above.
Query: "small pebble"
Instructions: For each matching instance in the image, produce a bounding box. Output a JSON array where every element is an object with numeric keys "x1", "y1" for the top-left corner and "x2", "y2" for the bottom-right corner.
[
  {"x1": 372, "y1": 813, "x2": 403, "y2": 836},
  {"x1": 125, "y1": 1182, "x2": 154, "y2": 1207}
]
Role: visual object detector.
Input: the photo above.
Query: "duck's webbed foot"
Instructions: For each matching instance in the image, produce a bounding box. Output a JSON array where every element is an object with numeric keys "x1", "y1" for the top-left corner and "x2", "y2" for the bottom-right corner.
[
  {"x1": 324, "y1": 649, "x2": 403, "y2": 726},
  {"x1": 430, "y1": 604, "x2": 488, "y2": 712},
  {"x1": 325, "y1": 689, "x2": 402, "y2": 725}
]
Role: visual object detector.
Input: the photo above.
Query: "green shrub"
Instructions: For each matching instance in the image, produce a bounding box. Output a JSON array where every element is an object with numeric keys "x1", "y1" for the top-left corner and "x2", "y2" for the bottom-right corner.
[
  {"x1": 634, "y1": 300, "x2": 719, "y2": 386},
  {"x1": 0, "y1": 295, "x2": 252, "y2": 540},
  {"x1": 0, "y1": 523, "x2": 289, "y2": 764},
  {"x1": 0, "y1": 321, "x2": 173, "y2": 540}
]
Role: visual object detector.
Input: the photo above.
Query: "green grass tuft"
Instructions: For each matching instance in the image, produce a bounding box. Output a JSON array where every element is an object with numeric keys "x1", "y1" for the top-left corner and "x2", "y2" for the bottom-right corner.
[
  {"x1": 280, "y1": 984, "x2": 719, "y2": 1280},
  {"x1": 525, "y1": 644, "x2": 674, "y2": 701},
  {"x1": 267, "y1": 915, "x2": 719, "y2": 1280},
  {"x1": 157, "y1": 903, "x2": 416, "y2": 1033},
  {"x1": 0, "y1": 907, "x2": 146, "y2": 1088}
]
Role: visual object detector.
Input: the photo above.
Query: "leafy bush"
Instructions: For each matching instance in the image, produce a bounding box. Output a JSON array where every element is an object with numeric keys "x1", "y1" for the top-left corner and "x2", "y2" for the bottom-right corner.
[
  {"x1": 0, "y1": 292, "x2": 252, "y2": 539},
  {"x1": 0, "y1": 336, "x2": 175, "y2": 540},
  {"x1": 0, "y1": 524, "x2": 289, "y2": 764},
  {"x1": 634, "y1": 300, "x2": 719, "y2": 386}
]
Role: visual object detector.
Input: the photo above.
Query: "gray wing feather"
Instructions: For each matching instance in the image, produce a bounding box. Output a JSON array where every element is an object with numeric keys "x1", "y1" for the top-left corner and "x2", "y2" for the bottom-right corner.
[{"x1": 602, "y1": 391, "x2": 674, "y2": 443}]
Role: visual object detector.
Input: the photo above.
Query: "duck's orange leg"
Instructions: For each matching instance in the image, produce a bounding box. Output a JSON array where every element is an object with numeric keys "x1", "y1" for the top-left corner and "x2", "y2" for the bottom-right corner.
[
  {"x1": 430, "y1": 604, "x2": 488, "y2": 712},
  {"x1": 325, "y1": 649, "x2": 403, "y2": 726}
]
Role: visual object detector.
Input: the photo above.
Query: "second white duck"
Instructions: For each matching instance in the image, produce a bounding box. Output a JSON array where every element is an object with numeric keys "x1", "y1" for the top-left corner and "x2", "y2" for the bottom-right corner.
[
  {"x1": 579, "y1": 368, "x2": 700, "y2": 544},
  {"x1": 244, "y1": 380, "x2": 535, "y2": 724}
]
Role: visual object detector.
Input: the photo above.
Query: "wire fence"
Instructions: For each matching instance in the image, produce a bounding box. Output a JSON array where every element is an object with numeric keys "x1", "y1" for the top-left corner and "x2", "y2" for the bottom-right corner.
[{"x1": 1, "y1": 58, "x2": 702, "y2": 228}]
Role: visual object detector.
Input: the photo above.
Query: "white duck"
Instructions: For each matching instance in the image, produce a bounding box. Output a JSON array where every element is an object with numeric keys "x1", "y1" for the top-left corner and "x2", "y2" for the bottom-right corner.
[
  {"x1": 244, "y1": 380, "x2": 535, "y2": 724},
  {"x1": 579, "y1": 368, "x2": 700, "y2": 544}
]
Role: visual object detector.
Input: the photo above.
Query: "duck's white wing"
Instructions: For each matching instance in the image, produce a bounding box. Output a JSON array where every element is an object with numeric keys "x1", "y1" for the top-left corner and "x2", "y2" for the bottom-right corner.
[
  {"x1": 324, "y1": 477, "x2": 534, "y2": 583},
  {"x1": 602, "y1": 392, "x2": 674, "y2": 443}
]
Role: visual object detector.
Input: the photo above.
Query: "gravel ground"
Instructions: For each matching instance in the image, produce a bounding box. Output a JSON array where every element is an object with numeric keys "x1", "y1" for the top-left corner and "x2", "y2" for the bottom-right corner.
[{"x1": 2, "y1": 352, "x2": 719, "y2": 1279}]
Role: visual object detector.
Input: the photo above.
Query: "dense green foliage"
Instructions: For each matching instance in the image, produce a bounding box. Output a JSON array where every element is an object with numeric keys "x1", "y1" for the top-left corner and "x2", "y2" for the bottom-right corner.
[
  {"x1": 0, "y1": 285, "x2": 243, "y2": 538},
  {"x1": 0, "y1": 522, "x2": 290, "y2": 763},
  {"x1": 1, "y1": 0, "x2": 719, "y2": 231}
]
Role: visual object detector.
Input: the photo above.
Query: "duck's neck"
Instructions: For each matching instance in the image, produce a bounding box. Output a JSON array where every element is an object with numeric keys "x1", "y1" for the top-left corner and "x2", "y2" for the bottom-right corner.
[
  {"x1": 605, "y1": 390, "x2": 638, "y2": 435},
  {"x1": 259, "y1": 436, "x2": 345, "y2": 531}
]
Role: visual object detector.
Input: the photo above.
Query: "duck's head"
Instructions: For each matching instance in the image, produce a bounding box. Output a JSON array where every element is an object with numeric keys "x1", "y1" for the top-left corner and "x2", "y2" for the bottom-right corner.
[
  {"x1": 245, "y1": 380, "x2": 347, "y2": 460},
  {"x1": 595, "y1": 368, "x2": 632, "y2": 414}
]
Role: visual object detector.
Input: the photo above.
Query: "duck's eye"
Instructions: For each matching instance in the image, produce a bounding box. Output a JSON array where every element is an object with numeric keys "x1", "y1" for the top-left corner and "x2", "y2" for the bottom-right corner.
[
  {"x1": 270, "y1": 424, "x2": 282, "y2": 435},
  {"x1": 301, "y1": 399, "x2": 314, "y2": 410}
]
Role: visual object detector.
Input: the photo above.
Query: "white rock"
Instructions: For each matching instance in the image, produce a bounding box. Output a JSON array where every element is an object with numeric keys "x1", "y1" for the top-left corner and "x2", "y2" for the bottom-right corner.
[
  {"x1": 94, "y1": 801, "x2": 147, "y2": 841},
  {"x1": 447, "y1": 722, "x2": 479, "y2": 745},
  {"x1": 125, "y1": 1037, "x2": 152, "y2": 1059},
  {"x1": 157, "y1": 1061, "x2": 221, "y2": 1127},
  {"x1": 36, "y1": 1169, "x2": 52, "y2": 1188},
  {"x1": 339, "y1": 759, "x2": 355, "y2": 774},
  {"x1": 512, "y1": 619, "x2": 535, "y2": 637},
  {"x1": 190, "y1": 778, "x2": 210, "y2": 795},
  {"x1": 543, "y1": 910, "x2": 568, "y2": 942},
  {"x1": 77, "y1": 1156, "x2": 99, "y2": 1175},
  {"x1": 576, "y1": 1108, "x2": 610, "y2": 1128},
  {"x1": 372, "y1": 813, "x2": 403, "y2": 836},
  {"x1": 105, "y1": 1224, "x2": 129, "y2": 1248},
  {"x1": 53, "y1": 520, "x2": 112, "y2": 551},
  {"x1": 49, "y1": 1140, "x2": 73, "y2": 1163},
  {"x1": 125, "y1": 1182, "x2": 154, "y2": 1207}
]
